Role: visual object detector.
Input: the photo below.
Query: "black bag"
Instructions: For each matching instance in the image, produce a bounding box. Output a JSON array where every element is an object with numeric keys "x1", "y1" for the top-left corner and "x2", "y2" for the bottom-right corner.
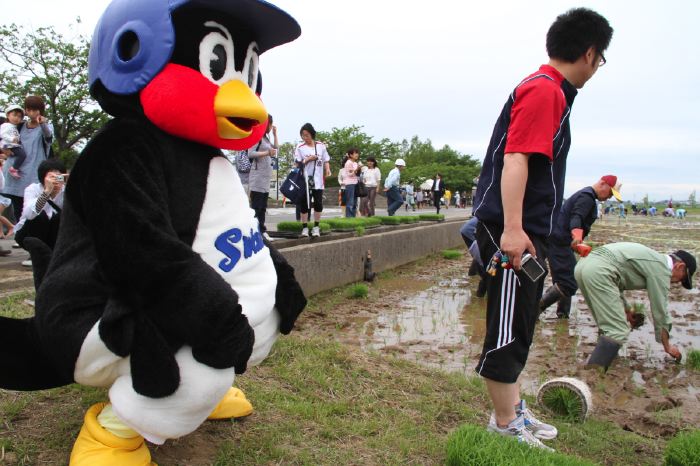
[
  {"x1": 355, "y1": 180, "x2": 368, "y2": 198},
  {"x1": 280, "y1": 165, "x2": 306, "y2": 204}
]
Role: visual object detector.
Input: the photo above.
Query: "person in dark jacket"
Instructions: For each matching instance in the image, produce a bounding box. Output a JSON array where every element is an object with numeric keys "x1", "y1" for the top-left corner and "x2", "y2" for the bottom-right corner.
[
  {"x1": 431, "y1": 173, "x2": 446, "y2": 214},
  {"x1": 539, "y1": 175, "x2": 622, "y2": 317}
]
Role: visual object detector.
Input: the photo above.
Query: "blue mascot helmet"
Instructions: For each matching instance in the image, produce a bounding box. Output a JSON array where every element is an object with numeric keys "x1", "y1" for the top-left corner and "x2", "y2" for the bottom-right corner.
[{"x1": 89, "y1": 0, "x2": 301, "y2": 95}]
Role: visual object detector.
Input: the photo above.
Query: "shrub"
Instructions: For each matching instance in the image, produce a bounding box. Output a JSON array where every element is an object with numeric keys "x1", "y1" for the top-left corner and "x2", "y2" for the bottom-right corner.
[
  {"x1": 686, "y1": 349, "x2": 700, "y2": 371},
  {"x1": 442, "y1": 250, "x2": 463, "y2": 260},
  {"x1": 347, "y1": 283, "x2": 369, "y2": 299},
  {"x1": 418, "y1": 213, "x2": 445, "y2": 221},
  {"x1": 664, "y1": 430, "x2": 700, "y2": 466},
  {"x1": 355, "y1": 226, "x2": 365, "y2": 236},
  {"x1": 446, "y1": 424, "x2": 594, "y2": 466}
]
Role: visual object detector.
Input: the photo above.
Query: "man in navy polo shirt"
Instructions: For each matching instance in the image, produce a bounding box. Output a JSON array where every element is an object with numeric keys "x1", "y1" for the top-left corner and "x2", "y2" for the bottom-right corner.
[
  {"x1": 471, "y1": 8, "x2": 613, "y2": 450},
  {"x1": 539, "y1": 175, "x2": 622, "y2": 318}
]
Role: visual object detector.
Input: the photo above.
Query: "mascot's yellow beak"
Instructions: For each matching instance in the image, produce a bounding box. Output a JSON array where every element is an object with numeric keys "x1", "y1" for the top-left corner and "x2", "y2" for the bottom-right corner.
[{"x1": 214, "y1": 80, "x2": 268, "y2": 139}]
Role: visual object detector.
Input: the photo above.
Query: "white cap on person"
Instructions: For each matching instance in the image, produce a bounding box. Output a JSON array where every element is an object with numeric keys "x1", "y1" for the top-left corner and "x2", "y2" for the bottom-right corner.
[
  {"x1": 4, "y1": 104, "x2": 23, "y2": 115},
  {"x1": 395, "y1": 158, "x2": 406, "y2": 167}
]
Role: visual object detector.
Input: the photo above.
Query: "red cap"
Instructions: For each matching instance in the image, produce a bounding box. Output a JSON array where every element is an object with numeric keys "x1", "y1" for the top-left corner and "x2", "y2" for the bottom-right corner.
[
  {"x1": 601, "y1": 175, "x2": 623, "y2": 201},
  {"x1": 601, "y1": 175, "x2": 617, "y2": 187}
]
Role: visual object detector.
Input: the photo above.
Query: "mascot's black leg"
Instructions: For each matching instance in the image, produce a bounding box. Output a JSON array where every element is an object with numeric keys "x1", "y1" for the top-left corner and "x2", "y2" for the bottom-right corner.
[
  {"x1": 22, "y1": 237, "x2": 53, "y2": 291},
  {"x1": 0, "y1": 316, "x2": 72, "y2": 390}
]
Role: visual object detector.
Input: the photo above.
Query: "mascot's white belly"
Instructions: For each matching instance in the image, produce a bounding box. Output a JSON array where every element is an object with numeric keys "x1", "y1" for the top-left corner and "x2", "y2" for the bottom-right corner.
[
  {"x1": 73, "y1": 157, "x2": 279, "y2": 443},
  {"x1": 191, "y1": 156, "x2": 279, "y2": 365}
]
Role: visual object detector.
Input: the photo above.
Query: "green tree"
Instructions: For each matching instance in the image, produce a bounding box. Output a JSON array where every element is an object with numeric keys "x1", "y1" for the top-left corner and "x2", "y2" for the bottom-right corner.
[
  {"x1": 689, "y1": 190, "x2": 696, "y2": 208},
  {"x1": 395, "y1": 136, "x2": 481, "y2": 193},
  {"x1": 0, "y1": 22, "x2": 109, "y2": 167},
  {"x1": 276, "y1": 142, "x2": 296, "y2": 173},
  {"x1": 642, "y1": 193, "x2": 649, "y2": 207}
]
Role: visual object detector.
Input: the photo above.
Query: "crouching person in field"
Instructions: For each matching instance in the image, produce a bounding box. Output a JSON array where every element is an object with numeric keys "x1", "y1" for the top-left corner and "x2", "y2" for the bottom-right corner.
[{"x1": 575, "y1": 242, "x2": 696, "y2": 370}]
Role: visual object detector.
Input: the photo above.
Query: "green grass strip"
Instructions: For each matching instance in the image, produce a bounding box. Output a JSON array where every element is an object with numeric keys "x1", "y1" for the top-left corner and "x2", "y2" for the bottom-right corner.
[
  {"x1": 376, "y1": 216, "x2": 401, "y2": 225},
  {"x1": 324, "y1": 217, "x2": 382, "y2": 230},
  {"x1": 276, "y1": 221, "x2": 331, "y2": 233},
  {"x1": 664, "y1": 430, "x2": 700, "y2": 465},
  {"x1": 418, "y1": 213, "x2": 445, "y2": 221},
  {"x1": 446, "y1": 424, "x2": 595, "y2": 466}
]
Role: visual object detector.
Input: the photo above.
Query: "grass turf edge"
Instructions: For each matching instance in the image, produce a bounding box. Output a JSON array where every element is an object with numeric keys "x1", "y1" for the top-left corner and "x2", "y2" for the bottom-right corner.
[{"x1": 446, "y1": 424, "x2": 595, "y2": 466}]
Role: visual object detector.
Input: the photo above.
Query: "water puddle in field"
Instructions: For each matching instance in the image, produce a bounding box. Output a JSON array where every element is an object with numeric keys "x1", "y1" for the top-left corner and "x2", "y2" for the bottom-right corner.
[{"x1": 359, "y1": 273, "x2": 700, "y2": 433}]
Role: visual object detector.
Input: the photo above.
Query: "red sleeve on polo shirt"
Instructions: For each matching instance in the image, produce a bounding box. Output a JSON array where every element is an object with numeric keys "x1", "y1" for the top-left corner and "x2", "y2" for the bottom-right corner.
[{"x1": 504, "y1": 79, "x2": 566, "y2": 161}]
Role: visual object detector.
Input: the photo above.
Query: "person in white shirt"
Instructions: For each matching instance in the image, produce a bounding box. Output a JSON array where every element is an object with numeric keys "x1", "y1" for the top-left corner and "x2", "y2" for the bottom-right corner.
[
  {"x1": 383, "y1": 158, "x2": 406, "y2": 216},
  {"x1": 360, "y1": 157, "x2": 381, "y2": 216},
  {"x1": 15, "y1": 159, "x2": 66, "y2": 260},
  {"x1": 294, "y1": 123, "x2": 331, "y2": 237}
]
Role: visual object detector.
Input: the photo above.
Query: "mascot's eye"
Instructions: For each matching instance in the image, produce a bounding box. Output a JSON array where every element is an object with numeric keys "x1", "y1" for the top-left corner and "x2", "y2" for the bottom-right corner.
[
  {"x1": 199, "y1": 22, "x2": 236, "y2": 85},
  {"x1": 242, "y1": 43, "x2": 259, "y2": 91},
  {"x1": 210, "y1": 44, "x2": 227, "y2": 81}
]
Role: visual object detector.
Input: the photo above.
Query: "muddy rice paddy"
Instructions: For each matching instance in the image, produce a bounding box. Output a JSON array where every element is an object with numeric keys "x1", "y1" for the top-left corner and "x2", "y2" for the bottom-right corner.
[{"x1": 299, "y1": 215, "x2": 700, "y2": 440}]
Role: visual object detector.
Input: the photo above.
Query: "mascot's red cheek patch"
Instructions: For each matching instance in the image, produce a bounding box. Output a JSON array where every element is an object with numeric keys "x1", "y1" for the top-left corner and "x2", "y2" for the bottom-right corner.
[{"x1": 140, "y1": 64, "x2": 266, "y2": 150}]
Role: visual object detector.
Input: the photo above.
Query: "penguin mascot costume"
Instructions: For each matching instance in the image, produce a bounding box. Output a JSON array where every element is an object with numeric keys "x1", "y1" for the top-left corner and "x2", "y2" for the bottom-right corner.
[{"x1": 0, "y1": 0, "x2": 306, "y2": 463}]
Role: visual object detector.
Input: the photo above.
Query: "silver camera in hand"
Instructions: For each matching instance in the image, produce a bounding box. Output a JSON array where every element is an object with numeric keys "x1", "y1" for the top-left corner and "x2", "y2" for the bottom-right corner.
[{"x1": 521, "y1": 253, "x2": 545, "y2": 282}]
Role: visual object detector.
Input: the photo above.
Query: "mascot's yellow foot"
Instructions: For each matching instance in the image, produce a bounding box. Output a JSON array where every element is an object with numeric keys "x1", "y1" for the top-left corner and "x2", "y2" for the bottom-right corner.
[
  {"x1": 69, "y1": 403, "x2": 156, "y2": 466},
  {"x1": 207, "y1": 387, "x2": 253, "y2": 420}
]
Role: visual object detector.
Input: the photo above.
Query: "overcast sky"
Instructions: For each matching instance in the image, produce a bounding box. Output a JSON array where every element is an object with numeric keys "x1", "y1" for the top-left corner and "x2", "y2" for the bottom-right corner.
[{"x1": 4, "y1": 0, "x2": 699, "y2": 201}]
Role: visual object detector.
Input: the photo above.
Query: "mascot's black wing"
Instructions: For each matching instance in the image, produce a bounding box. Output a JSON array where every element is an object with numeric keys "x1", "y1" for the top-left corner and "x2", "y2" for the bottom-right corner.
[
  {"x1": 0, "y1": 237, "x2": 74, "y2": 390},
  {"x1": 66, "y1": 120, "x2": 254, "y2": 397},
  {"x1": 0, "y1": 315, "x2": 73, "y2": 390},
  {"x1": 265, "y1": 240, "x2": 306, "y2": 334}
]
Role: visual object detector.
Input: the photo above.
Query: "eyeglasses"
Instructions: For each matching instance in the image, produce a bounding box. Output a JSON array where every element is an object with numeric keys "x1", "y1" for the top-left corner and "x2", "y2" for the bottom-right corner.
[{"x1": 599, "y1": 53, "x2": 606, "y2": 67}]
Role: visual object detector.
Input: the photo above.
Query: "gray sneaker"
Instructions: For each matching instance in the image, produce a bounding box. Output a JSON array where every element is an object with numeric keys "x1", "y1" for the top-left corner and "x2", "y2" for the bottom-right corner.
[
  {"x1": 487, "y1": 413, "x2": 554, "y2": 451},
  {"x1": 516, "y1": 400, "x2": 558, "y2": 440}
]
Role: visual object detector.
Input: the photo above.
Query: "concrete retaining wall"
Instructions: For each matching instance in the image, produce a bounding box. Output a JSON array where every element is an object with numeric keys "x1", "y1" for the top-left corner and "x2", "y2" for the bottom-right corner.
[{"x1": 278, "y1": 220, "x2": 464, "y2": 296}]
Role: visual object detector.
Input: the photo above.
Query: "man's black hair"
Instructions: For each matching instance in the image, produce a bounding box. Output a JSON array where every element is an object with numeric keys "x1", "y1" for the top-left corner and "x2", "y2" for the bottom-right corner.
[
  {"x1": 38, "y1": 159, "x2": 66, "y2": 185},
  {"x1": 546, "y1": 8, "x2": 613, "y2": 62},
  {"x1": 300, "y1": 122, "x2": 316, "y2": 139}
]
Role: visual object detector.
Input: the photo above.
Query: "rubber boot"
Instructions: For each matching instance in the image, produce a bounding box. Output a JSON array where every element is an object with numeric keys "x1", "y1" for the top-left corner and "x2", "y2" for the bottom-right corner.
[
  {"x1": 556, "y1": 295, "x2": 572, "y2": 319},
  {"x1": 207, "y1": 387, "x2": 253, "y2": 420},
  {"x1": 70, "y1": 403, "x2": 155, "y2": 466},
  {"x1": 475, "y1": 277, "x2": 488, "y2": 298},
  {"x1": 585, "y1": 335, "x2": 622, "y2": 371},
  {"x1": 538, "y1": 285, "x2": 564, "y2": 316},
  {"x1": 468, "y1": 260, "x2": 479, "y2": 277}
]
